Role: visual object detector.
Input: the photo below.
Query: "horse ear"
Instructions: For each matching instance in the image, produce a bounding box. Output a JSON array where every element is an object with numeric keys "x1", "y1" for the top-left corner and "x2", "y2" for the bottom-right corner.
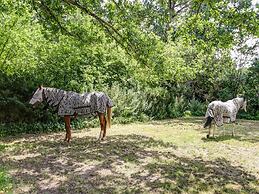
[{"x1": 39, "y1": 85, "x2": 43, "y2": 90}]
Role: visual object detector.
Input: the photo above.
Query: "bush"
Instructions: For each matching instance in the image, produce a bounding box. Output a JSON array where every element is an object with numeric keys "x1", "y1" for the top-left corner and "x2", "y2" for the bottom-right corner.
[
  {"x1": 106, "y1": 85, "x2": 150, "y2": 119},
  {"x1": 187, "y1": 99, "x2": 207, "y2": 116},
  {"x1": 0, "y1": 117, "x2": 96, "y2": 137},
  {"x1": 183, "y1": 110, "x2": 192, "y2": 117}
]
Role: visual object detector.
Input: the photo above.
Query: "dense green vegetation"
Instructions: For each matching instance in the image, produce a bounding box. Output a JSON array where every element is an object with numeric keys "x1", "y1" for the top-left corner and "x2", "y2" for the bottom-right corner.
[{"x1": 0, "y1": 0, "x2": 258, "y2": 133}]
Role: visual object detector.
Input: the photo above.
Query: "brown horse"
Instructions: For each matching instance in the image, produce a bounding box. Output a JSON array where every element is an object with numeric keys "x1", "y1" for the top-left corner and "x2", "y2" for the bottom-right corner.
[{"x1": 29, "y1": 86, "x2": 112, "y2": 142}]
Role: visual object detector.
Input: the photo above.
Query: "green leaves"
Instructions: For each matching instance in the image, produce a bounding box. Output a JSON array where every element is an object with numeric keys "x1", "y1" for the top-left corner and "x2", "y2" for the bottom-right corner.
[{"x1": 0, "y1": 0, "x2": 258, "y2": 124}]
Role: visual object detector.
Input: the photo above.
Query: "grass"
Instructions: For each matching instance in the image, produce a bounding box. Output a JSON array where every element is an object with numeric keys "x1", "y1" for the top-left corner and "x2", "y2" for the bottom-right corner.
[
  {"x1": 0, "y1": 117, "x2": 258, "y2": 193},
  {"x1": 0, "y1": 167, "x2": 12, "y2": 193}
]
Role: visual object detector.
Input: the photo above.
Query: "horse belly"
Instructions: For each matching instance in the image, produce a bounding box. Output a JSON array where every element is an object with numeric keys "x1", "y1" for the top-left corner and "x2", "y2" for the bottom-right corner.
[
  {"x1": 222, "y1": 106, "x2": 231, "y2": 117},
  {"x1": 75, "y1": 107, "x2": 96, "y2": 117},
  {"x1": 73, "y1": 94, "x2": 97, "y2": 116},
  {"x1": 223, "y1": 117, "x2": 231, "y2": 123}
]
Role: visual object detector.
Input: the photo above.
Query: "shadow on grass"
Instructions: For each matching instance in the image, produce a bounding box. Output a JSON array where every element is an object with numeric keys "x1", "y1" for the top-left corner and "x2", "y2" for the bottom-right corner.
[
  {"x1": 0, "y1": 134, "x2": 258, "y2": 193},
  {"x1": 192, "y1": 118, "x2": 259, "y2": 143},
  {"x1": 201, "y1": 125, "x2": 259, "y2": 143},
  {"x1": 201, "y1": 135, "x2": 242, "y2": 142},
  {"x1": 151, "y1": 117, "x2": 259, "y2": 143}
]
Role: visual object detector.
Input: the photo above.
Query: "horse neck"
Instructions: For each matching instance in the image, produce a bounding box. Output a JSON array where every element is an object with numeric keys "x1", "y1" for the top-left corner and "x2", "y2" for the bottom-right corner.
[{"x1": 44, "y1": 87, "x2": 66, "y2": 107}]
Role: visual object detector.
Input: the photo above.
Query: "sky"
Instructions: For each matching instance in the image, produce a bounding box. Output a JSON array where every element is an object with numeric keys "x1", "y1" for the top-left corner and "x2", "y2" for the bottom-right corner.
[{"x1": 230, "y1": 0, "x2": 259, "y2": 68}]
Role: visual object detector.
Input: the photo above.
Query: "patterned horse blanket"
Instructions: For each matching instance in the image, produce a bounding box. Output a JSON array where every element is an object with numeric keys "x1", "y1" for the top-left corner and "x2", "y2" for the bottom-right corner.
[
  {"x1": 205, "y1": 97, "x2": 246, "y2": 126},
  {"x1": 43, "y1": 87, "x2": 113, "y2": 116}
]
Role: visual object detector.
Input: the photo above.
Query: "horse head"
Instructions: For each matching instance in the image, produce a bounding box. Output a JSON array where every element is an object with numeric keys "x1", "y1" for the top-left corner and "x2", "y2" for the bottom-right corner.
[
  {"x1": 242, "y1": 98, "x2": 247, "y2": 112},
  {"x1": 235, "y1": 97, "x2": 247, "y2": 112},
  {"x1": 29, "y1": 85, "x2": 44, "y2": 108}
]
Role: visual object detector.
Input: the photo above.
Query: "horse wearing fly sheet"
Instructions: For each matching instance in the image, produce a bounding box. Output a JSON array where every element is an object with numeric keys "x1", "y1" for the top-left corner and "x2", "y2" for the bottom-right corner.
[
  {"x1": 203, "y1": 97, "x2": 247, "y2": 138},
  {"x1": 29, "y1": 86, "x2": 113, "y2": 142}
]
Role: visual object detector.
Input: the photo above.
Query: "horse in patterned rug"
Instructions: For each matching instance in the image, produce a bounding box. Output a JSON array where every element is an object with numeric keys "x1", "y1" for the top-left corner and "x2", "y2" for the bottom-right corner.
[
  {"x1": 204, "y1": 97, "x2": 247, "y2": 138},
  {"x1": 29, "y1": 86, "x2": 113, "y2": 142}
]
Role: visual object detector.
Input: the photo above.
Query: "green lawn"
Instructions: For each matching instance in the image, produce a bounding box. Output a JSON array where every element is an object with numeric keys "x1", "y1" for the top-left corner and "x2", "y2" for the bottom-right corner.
[{"x1": 0, "y1": 117, "x2": 258, "y2": 193}]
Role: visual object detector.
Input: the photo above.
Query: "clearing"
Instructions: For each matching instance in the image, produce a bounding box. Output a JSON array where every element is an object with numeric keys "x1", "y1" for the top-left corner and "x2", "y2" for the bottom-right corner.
[{"x1": 0, "y1": 117, "x2": 258, "y2": 193}]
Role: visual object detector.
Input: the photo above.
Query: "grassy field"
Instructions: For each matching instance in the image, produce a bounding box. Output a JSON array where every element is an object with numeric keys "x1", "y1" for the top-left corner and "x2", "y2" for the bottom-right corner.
[{"x1": 0, "y1": 117, "x2": 258, "y2": 193}]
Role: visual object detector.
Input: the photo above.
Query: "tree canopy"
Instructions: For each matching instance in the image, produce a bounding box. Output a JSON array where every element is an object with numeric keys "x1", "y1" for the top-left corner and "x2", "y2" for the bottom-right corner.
[{"x1": 0, "y1": 0, "x2": 258, "y2": 125}]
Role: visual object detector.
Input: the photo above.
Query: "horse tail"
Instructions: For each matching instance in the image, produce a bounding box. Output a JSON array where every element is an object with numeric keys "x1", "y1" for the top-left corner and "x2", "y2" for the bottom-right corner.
[
  {"x1": 107, "y1": 107, "x2": 112, "y2": 128},
  {"x1": 204, "y1": 103, "x2": 214, "y2": 129},
  {"x1": 204, "y1": 116, "x2": 213, "y2": 128}
]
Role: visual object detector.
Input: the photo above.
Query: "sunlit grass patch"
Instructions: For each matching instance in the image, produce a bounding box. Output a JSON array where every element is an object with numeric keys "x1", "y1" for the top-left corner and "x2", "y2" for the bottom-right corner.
[
  {"x1": 0, "y1": 167, "x2": 12, "y2": 193},
  {"x1": 0, "y1": 144, "x2": 8, "y2": 152},
  {"x1": 0, "y1": 117, "x2": 258, "y2": 193}
]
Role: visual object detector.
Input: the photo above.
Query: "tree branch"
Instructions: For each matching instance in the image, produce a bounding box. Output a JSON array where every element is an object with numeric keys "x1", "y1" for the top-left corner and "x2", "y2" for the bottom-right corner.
[
  {"x1": 63, "y1": 0, "x2": 136, "y2": 54},
  {"x1": 175, "y1": 2, "x2": 191, "y2": 16},
  {"x1": 32, "y1": 0, "x2": 142, "y2": 62},
  {"x1": 38, "y1": 0, "x2": 79, "y2": 39}
]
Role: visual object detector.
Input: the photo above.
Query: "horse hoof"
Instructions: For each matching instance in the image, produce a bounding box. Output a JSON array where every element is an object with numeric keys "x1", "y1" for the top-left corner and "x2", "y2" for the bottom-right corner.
[{"x1": 206, "y1": 134, "x2": 210, "y2": 138}]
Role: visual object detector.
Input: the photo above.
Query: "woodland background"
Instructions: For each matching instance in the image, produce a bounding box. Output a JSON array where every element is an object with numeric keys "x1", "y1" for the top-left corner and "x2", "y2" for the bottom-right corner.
[{"x1": 0, "y1": 0, "x2": 258, "y2": 135}]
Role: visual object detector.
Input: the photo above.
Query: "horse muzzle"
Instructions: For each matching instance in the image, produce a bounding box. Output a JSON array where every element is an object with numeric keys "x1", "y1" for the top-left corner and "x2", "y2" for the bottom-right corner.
[{"x1": 30, "y1": 101, "x2": 40, "y2": 109}]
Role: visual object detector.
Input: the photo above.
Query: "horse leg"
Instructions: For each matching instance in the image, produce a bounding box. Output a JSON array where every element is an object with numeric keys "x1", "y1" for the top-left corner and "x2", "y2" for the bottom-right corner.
[
  {"x1": 98, "y1": 113, "x2": 106, "y2": 140},
  {"x1": 64, "y1": 130, "x2": 68, "y2": 142},
  {"x1": 207, "y1": 127, "x2": 211, "y2": 138},
  {"x1": 102, "y1": 116, "x2": 107, "y2": 140},
  {"x1": 64, "y1": 117, "x2": 68, "y2": 141},
  {"x1": 212, "y1": 124, "x2": 215, "y2": 138},
  {"x1": 64, "y1": 115, "x2": 71, "y2": 142}
]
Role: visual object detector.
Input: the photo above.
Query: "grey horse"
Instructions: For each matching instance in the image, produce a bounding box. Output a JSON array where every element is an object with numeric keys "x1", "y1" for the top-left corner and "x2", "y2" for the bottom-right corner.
[{"x1": 204, "y1": 97, "x2": 247, "y2": 138}]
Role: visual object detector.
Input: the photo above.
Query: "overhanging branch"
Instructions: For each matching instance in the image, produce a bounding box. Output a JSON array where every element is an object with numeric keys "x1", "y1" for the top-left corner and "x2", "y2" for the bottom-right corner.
[{"x1": 63, "y1": 0, "x2": 135, "y2": 51}]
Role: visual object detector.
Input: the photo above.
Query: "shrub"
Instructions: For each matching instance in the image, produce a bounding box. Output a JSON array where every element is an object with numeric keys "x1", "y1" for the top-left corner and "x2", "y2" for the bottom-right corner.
[{"x1": 187, "y1": 99, "x2": 207, "y2": 116}]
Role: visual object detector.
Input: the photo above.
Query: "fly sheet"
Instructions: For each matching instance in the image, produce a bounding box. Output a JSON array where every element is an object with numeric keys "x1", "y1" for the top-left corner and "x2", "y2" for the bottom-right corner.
[
  {"x1": 205, "y1": 97, "x2": 246, "y2": 126},
  {"x1": 43, "y1": 87, "x2": 113, "y2": 117}
]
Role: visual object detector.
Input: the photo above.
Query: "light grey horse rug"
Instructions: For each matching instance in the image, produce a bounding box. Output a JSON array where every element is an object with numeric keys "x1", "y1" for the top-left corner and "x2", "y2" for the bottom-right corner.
[
  {"x1": 203, "y1": 97, "x2": 247, "y2": 137},
  {"x1": 30, "y1": 87, "x2": 113, "y2": 117},
  {"x1": 204, "y1": 97, "x2": 247, "y2": 127}
]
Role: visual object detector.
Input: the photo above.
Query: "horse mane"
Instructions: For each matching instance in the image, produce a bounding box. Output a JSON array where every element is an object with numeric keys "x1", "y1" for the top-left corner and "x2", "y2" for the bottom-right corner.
[{"x1": 44, "y1": 87, "x2": 67, "y2": 107}]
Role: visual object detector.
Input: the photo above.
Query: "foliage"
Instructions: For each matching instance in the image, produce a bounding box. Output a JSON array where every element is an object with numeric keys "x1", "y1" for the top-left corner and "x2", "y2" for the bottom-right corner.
[
  {"x1": 0, "y1": 0, "x2": 258, "y2": 135},
  {"x1": 242, "y1": 60, "x2": 259, "y2": 119},
  {"x1": 187, "y1": 99, "x2": 207, "y2": 116}
]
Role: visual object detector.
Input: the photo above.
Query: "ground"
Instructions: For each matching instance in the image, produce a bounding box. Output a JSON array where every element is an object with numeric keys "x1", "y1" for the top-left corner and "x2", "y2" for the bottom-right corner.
[{"x1": 0, "y1": 117, "x2": 258, "y2": 194}]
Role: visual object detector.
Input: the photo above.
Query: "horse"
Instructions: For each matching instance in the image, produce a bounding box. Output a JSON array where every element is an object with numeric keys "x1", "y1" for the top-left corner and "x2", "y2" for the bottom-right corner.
[
  {"x1": 29, "y1": 86, "x2": 113, "y2": 142},
  {"x1": 203, "y1": 97, "x2": 247, "y2": 138}
]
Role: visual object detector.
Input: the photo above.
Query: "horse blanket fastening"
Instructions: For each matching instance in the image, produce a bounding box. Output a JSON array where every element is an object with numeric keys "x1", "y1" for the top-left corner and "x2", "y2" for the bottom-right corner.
[
  {"x1": 205, "y1": 97, "x2": 246, "y2": 127},
  {"x1": 43, "y1": 87, "x2": 113, "y2": 117}
]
